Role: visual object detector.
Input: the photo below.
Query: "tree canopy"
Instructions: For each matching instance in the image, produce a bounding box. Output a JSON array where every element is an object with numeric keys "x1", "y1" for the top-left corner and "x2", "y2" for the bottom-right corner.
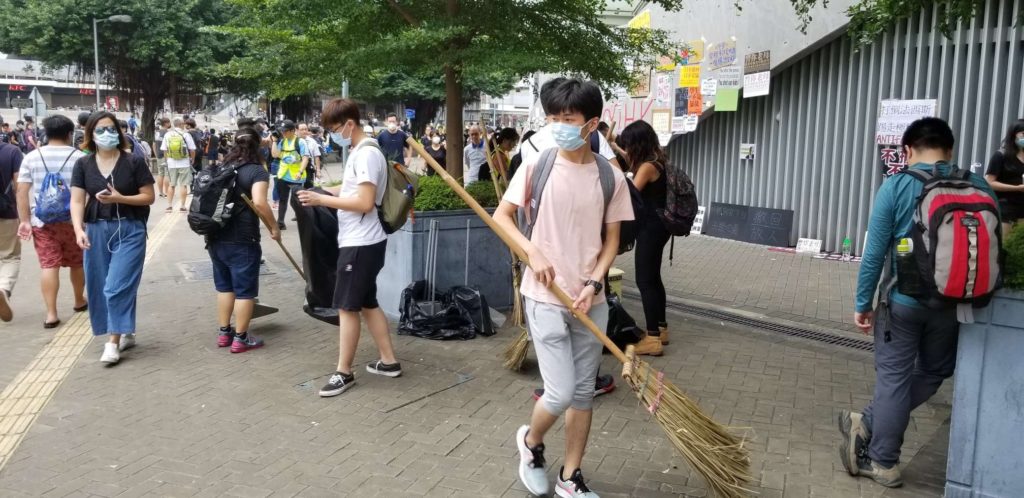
[
  {"x1": 223, "y1": 0, "x2": 682, "y2": 176},
  {"x1": 0, "y1": 0, "x2": 244, "y2": 139}
]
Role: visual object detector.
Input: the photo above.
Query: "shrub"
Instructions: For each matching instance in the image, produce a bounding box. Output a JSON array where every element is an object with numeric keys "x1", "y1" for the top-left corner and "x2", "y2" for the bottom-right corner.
[
  {"x1": 1003, "y1": 224, "x2": 1024, "y2": 290},
  {"x1": 414, "y1": 175, "x2": 500, "y2": 212}
]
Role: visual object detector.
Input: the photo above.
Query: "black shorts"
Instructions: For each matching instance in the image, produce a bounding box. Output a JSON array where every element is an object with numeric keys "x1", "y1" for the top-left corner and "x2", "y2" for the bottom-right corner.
[
  {"x1": 333, "y1": 240, "x2": 387, "y2": 312},
  {"x1": 998, "y1": 200, "x2": 1024, "y2": 223}
]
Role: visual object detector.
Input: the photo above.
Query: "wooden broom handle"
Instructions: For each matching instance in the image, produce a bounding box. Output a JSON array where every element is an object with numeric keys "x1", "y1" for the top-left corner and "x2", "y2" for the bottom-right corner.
[
  {"x1": 241, "y1": 193, "x2": 306, "y2": 281},
  {"x1": 407, "y1": 137, "x2": 630, "y2": 365}
]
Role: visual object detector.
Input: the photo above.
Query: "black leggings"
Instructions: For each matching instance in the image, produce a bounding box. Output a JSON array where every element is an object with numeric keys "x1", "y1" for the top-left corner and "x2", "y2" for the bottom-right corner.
[
  {"x1": 276, "y1": 181, "x2": 301, "y2": 225},
  {"x1": 634, "y1": 218, "x2": 671, "y2": 333}
]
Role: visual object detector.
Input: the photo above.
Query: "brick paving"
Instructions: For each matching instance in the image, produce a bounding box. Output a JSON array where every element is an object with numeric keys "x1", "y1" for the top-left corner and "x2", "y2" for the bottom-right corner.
[
  {"x1": 0, "y1": 182, "x2": 953, "y2": 497},
  {"x1": 616, "y1": 236, "x2": 863, "y2": 335}
]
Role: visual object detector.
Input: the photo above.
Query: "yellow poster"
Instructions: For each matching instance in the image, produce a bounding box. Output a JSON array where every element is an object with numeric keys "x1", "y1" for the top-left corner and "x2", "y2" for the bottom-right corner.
[
  {"x1": 627, "y1": 9, "x2": 651, "y2": 30},
  {"x1": 678, "y1": 65, "x2": 700, "y2": 88},
  {"x1": 656, "y1": 54, "x2": 677, "y2": 71}
]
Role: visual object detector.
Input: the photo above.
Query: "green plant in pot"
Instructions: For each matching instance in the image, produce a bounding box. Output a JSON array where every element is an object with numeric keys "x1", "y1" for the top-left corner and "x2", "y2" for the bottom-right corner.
[{"x1": 414, "y1": 176, "x2": 499, "y2": 212}]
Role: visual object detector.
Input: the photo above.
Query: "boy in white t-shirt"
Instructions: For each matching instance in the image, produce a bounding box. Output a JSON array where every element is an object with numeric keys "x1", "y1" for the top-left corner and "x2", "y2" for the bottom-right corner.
[
  {"x1": 494, "y1": 78, "x2": 634, "y2": 498},
  {"x1": 296, "y1": 99, "x2": 401, "y2": 398}
]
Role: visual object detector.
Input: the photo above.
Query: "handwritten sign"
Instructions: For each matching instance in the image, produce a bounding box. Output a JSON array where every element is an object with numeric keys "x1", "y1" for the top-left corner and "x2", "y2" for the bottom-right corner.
[
  {"x1": 718, "y1": 67, "x2": 741, "y2": 88},
  {"x1": 796, "y1": 238, "x2": 823, "y2": 254},
  {"x1": 684, "y1": 115, "x2": 699, "y2": 132},
  {"x1": 655, "y1": 73, "x2": 673, "y2": 107},
  {"x1": 707, "y1": 202, "x2": 794, "y2": 246},
  {"x1": 672, "y1": 116, "x2": 686, "y2": 133},
  {"x1": 875, "y1": 99, "x2": 937, "y2": 145},
  {"x1": 701, "y1": 78, "x2": 717, "y2": 96},
  {"x1": 687, "y1": 91, "x2": 703, "y2": 114},
  {"x1": 629, "y1": 69, "x2": 651, "y2": 98},
  {"x1": 707, "y1": 41, "x2": 737, "y2": 69},
  {"x1": 679, "y1": 65, "x2": 700, "y2": 88},
  {"x1": 690, "y1": 206, "x2": 706, "y2": 235},
  {"x1": 652, "y1": 109, "x2": 671, "y2": 134}
]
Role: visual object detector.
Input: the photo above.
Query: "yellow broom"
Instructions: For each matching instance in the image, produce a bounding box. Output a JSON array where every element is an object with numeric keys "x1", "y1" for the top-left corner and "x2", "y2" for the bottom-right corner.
[
  {"x1": 482, "y1": 134, "x2": 531, "y2": 370},
  {"x1": 408, "y1": 138, "x2": 752, "y2": 497}
]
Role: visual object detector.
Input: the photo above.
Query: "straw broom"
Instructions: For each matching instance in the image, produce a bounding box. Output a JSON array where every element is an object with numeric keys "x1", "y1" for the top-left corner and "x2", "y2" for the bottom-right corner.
[
  {"x1": 408, "y1": 137, "x2": 752, "y2": 497},
  {"x1": 483, "y1": 133, "x2": 531, "y2": 370}
]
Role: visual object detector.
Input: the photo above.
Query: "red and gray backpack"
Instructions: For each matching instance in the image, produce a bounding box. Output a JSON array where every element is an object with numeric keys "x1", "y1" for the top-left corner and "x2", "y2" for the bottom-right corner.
[{"x1": 904, "y1": 164, "x2": 1002, "y2": 307}]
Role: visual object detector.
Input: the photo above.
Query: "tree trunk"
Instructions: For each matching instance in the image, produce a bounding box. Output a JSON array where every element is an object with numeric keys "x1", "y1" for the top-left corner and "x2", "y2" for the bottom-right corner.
[
  {"x1": 444, "y1": 64, "x2": 464, "y2": 179},
  {"x1": 409, "y1": 98, "x2": 441, "y2": 137}
]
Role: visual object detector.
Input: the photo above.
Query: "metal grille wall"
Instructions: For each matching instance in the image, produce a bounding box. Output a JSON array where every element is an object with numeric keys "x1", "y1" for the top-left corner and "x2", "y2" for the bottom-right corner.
[{"x1": 668, "y1": 0, "x2": 1024, "y2": 253}]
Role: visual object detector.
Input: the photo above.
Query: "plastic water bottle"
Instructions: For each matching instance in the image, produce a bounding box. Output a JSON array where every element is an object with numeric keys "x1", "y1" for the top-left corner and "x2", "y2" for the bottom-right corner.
[
  {"x1": 841, "y1": 237, "x2": 852, "y2": 262},
  {"x1": 895, "y1": 238, "x2": 920, "y2": 295}
]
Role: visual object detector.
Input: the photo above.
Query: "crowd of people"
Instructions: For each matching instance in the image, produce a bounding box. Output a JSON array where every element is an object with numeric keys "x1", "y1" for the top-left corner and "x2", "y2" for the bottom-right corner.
[{"x1": 0, "y1": 78, "x2": 1020, "y2": 496}]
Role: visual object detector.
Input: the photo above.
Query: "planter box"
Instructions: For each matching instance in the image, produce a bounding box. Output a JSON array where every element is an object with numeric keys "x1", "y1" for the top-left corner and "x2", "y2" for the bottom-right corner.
[
  {"x1": 376, "y1": 209, "x2": 513, "y2": 319},
  {"x1": 946, "y1": 289, "x2": 1024, "y2": 498}
]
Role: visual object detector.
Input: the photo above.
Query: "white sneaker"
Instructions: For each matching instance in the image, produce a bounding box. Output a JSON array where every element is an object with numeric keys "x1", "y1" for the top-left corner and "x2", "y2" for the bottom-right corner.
[
  {"x1": 118, "y1": 334, "x2": 136, "y2": 352},
  {"x1": 100, "y1": 342, "x2": 120, "y2": 364},
  {"x1": 516, "y1": 425, "x2": 550, "y2": 496}
]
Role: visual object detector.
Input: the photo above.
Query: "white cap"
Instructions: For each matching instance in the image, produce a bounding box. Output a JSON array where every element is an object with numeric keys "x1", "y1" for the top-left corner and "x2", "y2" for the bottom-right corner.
[{"x1": 363, "y1": 125, "x2": 374, "y2": 134}]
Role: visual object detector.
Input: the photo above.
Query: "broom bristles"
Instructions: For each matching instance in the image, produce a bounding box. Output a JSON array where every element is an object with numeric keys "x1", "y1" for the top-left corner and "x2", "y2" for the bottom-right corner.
[
  {"x1": 502, "y1": 327, "x2": 530, "y2": 370},
  {"x1": 627, "y1": 360, "x2": 753, "y2": 498}
]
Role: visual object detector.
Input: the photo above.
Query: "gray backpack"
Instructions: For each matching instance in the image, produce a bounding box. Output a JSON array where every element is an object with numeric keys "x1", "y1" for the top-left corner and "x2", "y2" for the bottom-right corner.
[{"x1": 516, "y1": 148, "x2": 621, "y2": 243}]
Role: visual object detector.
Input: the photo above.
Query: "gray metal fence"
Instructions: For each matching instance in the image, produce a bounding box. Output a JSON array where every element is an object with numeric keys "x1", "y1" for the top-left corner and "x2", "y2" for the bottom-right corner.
[{"x1": 668, "y1": 0, "x2": 1024, "y2": 253}]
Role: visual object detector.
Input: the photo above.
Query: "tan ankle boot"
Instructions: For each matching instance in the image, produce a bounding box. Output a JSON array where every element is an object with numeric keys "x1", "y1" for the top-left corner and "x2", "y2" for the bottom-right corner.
[
  {"x1": 658, "y1": 326, "x2": 669, "y2": 345},
  {"x1": 634, "y1": 334, "x2": 663, "y2": 356}
]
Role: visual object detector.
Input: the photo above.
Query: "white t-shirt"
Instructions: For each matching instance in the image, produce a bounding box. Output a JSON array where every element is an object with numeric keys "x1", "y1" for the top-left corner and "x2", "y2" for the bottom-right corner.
[
  {"x1": 160, "y1": 128, "x2": 196, "y2": 169},
  {"x1": 337, "y1": 138, "x2": 388, "y2": 248},
  {"x1": 520, "y1": 124, "x2": 616, "y2": 166},
  {"x1": 304, "y1": 137, "x2": 322, "y2": 158}
]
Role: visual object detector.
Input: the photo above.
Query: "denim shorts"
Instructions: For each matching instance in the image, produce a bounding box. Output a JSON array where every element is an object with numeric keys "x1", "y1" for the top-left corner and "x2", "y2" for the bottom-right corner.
[{"x1": 208, "y1": 242, "x2": 262, "y2": 299}]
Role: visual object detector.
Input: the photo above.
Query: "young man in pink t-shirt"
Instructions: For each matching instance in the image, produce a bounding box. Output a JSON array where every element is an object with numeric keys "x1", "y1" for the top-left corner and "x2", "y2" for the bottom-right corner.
[{"x1": 495, "y1": 78, "x2": 634, "y2": 498}]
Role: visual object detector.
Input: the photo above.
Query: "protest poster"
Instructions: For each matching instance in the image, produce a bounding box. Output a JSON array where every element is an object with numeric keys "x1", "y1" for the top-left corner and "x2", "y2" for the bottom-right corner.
[
  {"x1": 707, "y1": 40, "x2": 737, "y2": 69},
  {"x1": 701, "y1": 78, "x2": 718, "y2": 96},
  {"x1": 716, "y1": 88, "x2": 739, "y2": 111},
  {"x1": 684, "y1": 115, "x2": 699, "y2": 132},
  {"x1": 875, "y1": 99, "x2": 938, "y2": 145},
  {"x1": 744, "y1": 51, "x2": 771, "y2": 74},
  {"x1": 743, "y1": 51, "x2": 771, "y2": 98},
  {"x1": 679, "y1": 40, "x2": 704, "y2": 65},
  {"x1": 679, "y1": 65, "x2": 700, "y2": 88},
  {"x1": 687, "y1": 91, "x2": 703, "y2": 114},
  {"x1": 655, "y1": 73, "x2": 673, "y2": 107},
  {"x1": 674, "y1": 88, "x2": 688, "y2": 117},
  {"x1": 717, "y1": 67, "x2": 741, "y2": 88},
  {"x1": 629, "y1": 69, "x2": 651, "y2": 98}
]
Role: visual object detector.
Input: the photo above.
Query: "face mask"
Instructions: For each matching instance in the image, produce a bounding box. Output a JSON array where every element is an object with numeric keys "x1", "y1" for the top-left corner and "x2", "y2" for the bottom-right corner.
[
  {"x1": 1016, "y1": 137, "x2": 1024, "y2": 148},
  {"x1": 432, "y1": 137, "x2": 441, "y2": 145},
  {"x1": 94, "y1": 131, "x2": 120, "y2": 150},
  {"x1": 551, "y1": 122, "x2": 588, "y2": 151},
  {"x1": 330, "y1": 123, "x2": 353, "y2": 148},
  {"x1": 387, "y1": 123, "x2": 398, "y2": 132}
]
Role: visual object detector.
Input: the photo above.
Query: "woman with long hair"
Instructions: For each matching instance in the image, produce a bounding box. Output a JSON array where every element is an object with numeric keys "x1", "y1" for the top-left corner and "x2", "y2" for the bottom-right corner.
[
  {"x1": 618, "y1": 120, "x2": 670, "y2": 356},
  {"x1": 985, "y1": 119, "x2": 1024, "y2": 236},
  {"x1": 207, "y1": 126, "x2": 279, "y2": 352},
  {"x1": 486, "y1": 127, "x2": 520, "y2": 184},
  {"x1": 70, "y1": 112, "x2": 155, "y2": 364}
]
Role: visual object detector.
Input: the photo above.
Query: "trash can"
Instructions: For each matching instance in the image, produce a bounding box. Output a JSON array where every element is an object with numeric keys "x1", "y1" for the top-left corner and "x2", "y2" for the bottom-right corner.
[{"x1": 945, "y1": 290, "x2": 1024, "y2": 498}]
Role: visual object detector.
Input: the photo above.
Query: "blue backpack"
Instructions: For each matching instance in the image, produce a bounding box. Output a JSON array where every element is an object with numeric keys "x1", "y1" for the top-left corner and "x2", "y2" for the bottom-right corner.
[{"x1": 34, "y1": 150, "x2": 77, "y2": 224}]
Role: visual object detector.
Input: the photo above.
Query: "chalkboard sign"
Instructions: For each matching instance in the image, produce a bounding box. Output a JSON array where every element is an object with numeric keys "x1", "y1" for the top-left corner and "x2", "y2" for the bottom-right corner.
[{"x1": 705, "y1": 202, "x2": 794, "y2": 246}]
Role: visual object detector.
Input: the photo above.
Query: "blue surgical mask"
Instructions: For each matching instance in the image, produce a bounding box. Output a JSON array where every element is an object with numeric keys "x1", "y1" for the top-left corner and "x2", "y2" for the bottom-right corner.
[
  {"x1": 94, "y1": 131, "x2": 120, "y2": 150},
  {"x1": 1016, "y1": 137, "x2": 1024, "y2": 148},
  {"x1": 551, "y1": 122, "x2": 588, "y2": 151},
  {"x1": 330, "y1": 123, "x2": 353, "y2": 148}
]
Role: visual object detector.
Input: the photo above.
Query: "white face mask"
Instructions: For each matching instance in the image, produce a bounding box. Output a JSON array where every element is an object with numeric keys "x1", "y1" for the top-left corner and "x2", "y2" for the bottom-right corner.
[
  {"x1": 387, "y1": 123, "x2": 398, "y2": 132},
  {"x1": 431, "y1": 137, "x2": 441, "y2": 145}
]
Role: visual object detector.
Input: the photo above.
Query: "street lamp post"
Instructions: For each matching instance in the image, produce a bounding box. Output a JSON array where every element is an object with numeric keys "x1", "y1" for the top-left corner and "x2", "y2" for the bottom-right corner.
[{"x1": 92, "y1": 14, "x2": 132, "y2": 110}]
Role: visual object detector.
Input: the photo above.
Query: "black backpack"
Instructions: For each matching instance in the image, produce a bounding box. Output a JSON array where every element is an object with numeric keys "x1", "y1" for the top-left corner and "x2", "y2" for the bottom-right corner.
[
  {"x1": 187, "y1": 162, "x2": 245, "y2": 235},
  {"x1": 657, "y1": 162, "x2": 699, "y2": 236}
]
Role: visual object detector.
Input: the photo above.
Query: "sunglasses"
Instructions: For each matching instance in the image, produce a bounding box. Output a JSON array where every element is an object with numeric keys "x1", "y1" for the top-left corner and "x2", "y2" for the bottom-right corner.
[{"x1": 95, "y1": 126, "x2": 118, "y2": 134}]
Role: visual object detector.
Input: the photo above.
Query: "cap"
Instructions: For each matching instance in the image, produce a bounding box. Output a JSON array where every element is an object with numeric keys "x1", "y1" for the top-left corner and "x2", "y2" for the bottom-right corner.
[
  {"x1": 363, "y1": 125, "x2": 374, "y2": 134},
  {"x1": 281, "y1": 120, "x2": 296, "y2": 131}
]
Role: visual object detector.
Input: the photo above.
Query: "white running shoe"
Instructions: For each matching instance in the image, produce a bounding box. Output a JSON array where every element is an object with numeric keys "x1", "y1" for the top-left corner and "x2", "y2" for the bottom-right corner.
[
  {"x1": 516, "y1": 425, "x2": 550, "y2": 496},
  {"x1": 100, "y1": 343, "x2": 120, "y2": 364},
  {"x1": 118, "y1": 334, "x2": 136, "y2": 352}
]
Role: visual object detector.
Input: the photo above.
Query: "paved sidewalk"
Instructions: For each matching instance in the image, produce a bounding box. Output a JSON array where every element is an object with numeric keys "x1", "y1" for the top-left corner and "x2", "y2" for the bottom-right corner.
[
  {"x1": 0, "y1": 202, "x2": 954, "y2": 497},
  {"x1": 616, "y1": 235, "x2": 862, "y2": 335}
]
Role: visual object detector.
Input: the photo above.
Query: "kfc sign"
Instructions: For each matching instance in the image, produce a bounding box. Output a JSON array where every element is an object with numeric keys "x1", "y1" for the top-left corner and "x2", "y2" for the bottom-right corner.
[{"x1": 8, "y1": 85, "x2": 25, "y2": 91}]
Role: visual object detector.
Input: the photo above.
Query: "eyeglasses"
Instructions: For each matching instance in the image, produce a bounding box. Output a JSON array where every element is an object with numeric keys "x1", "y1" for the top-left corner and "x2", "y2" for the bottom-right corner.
[{"x1": 95, "y1": 126, "x2": 118, "y2": 134}]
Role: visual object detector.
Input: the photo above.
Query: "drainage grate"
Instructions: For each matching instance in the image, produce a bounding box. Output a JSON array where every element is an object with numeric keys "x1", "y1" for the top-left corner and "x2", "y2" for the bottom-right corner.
[
  {"x1": 178, "y1": 260, "x2": 275, "y2": 281},
  {"x1": 622, "y1": 290, "x2": 874, "y2": 352}
]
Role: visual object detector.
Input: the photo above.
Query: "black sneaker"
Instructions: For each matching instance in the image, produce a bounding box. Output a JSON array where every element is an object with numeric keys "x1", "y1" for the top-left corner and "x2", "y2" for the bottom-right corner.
[
  {"x1": 533, "y1": 375, "x2": 616, "y2": 401},
  {"x1": 366, "y1": 360, "x2": 402, "y2": 378},
  {"x1": 319, "y1": 372, "x2": 355, "y2": 397}
]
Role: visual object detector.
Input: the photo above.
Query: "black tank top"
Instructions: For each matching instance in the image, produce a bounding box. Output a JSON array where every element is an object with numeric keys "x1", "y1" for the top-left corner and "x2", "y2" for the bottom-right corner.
[{"x1": 639, "y1": 162, "x2": 667, "y2": 216}]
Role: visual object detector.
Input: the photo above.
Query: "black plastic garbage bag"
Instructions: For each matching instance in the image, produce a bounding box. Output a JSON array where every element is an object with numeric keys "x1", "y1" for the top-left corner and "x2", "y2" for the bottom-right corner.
[
  {"x1": 292, "y1": 187, "x2": 340, "y2": 326},
  {"x1": 604, "y1": 294, "x2": 643, "y2": 353},
  {"x1": 398, "y1": 281, "x2": 494, "y2": 340},
  {"x1": 450, "y1": 286, "x2": 495, "y2": 337}
]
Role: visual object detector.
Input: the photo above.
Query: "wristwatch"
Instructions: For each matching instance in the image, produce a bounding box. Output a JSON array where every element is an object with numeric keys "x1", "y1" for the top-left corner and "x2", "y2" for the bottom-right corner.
[{"x1": 583, "y1": 279, "x2": 603, "y2": 295}]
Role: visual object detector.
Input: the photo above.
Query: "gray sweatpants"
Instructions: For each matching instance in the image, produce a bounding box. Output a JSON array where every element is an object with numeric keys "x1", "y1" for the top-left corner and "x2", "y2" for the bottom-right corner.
[
  {"x1": 861, "y1": 301, "x2": 958, "y2": 467},
  {"x1": 525, "y1": 298, "x2": 609, "y2": 416}
]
